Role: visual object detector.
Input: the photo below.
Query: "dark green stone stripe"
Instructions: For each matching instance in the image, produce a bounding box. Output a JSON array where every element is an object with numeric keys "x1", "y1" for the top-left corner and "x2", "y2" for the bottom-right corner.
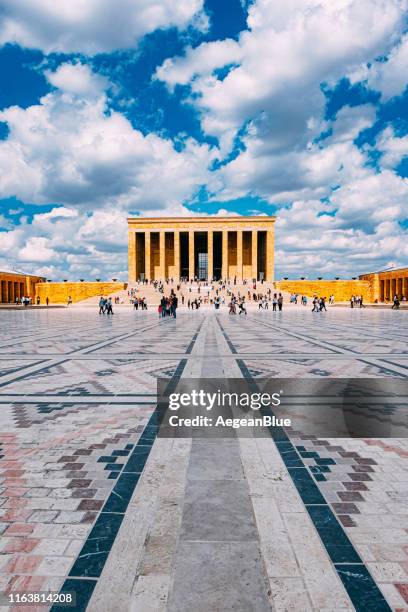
[{"x1": 216, "y1": 319, "x2": 392, "y2": 612}]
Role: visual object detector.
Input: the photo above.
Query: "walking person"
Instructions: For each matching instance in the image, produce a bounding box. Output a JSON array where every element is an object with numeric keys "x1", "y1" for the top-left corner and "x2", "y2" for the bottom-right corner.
[
  {"x1": 171, "y1": 294, "x2": 178, "y2": 318},
  {"x1": 392, "y1": 294, "x2": 400, "y2": 309},
  {"x1": 238, "y1": 298, "x2": 247, "y2": 315},
  {"x1": 160, "y1": 296, "x2": 166, "y2": 317},
  {"x1": 272, "y1": 293, "x2": 277, "y2": 311},
  {"x1": 106, "y1": 297, "x2": 114, "y2": 315},
  {"x1": 278, "y1": 293, "x2": 283, "y2": 311},
  {"x1": 319, "y1": 297, "x2": 327, "y2": 312},
  {"x1": 99, "y1": 296, "x2": 105, "y2": 314},
  {"x1": 229, "y1": 300, "x2": 236, "y2": 315}
]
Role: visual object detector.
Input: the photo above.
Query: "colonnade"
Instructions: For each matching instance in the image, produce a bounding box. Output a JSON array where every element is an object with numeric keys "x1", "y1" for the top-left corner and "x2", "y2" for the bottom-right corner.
[
  {"x1": 380, "y1": 276, "x2": 408, "y2": 301},
  {"x1": 129, "y1": 228, "x2": 275, "y2": 281},
  {"x1": 0, "y1": 280, "x2": 25, "y2": 303}
]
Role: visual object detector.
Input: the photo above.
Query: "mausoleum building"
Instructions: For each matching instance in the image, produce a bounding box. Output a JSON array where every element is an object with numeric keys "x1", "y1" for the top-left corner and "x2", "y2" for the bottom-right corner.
[{"x1": 127, "y1": 216, "x2": 276, "y2": 282}]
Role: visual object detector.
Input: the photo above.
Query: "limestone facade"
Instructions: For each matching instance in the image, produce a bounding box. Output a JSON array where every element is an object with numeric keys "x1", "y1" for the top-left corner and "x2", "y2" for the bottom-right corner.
[
  {"x1": 35, "y1": 282, "x2": 126, "y2": 304},
  {"x1": 127, "y1": 216, "x2": 276, "y2": 282},
  {"x1": 276, "y1": 279, "x2": 373, "y2": 302}
]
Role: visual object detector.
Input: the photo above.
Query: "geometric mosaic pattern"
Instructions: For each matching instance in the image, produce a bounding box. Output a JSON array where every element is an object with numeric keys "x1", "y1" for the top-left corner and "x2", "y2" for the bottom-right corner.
[{"x1": 0, "y1": 306, "x2": 407, "y2": 611}]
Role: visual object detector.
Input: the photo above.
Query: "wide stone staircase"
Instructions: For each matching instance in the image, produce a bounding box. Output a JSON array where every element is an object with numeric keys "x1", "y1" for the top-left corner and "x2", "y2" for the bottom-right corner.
[{"x1": 73, "y1": 280, "x2": 296, "y2": 308}]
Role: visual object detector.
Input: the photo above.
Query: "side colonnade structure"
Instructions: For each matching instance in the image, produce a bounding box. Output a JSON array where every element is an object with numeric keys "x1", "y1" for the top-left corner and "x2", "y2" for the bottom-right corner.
[
  {"x1": 360, "y1": 268, "x2": 408, "y2": 302},
  {"x1": 127, "y1": 216, "x2": 276, "y2": 282},
  {"x1": 0, "y1": 270, "x2": 45, "y2": 303}
]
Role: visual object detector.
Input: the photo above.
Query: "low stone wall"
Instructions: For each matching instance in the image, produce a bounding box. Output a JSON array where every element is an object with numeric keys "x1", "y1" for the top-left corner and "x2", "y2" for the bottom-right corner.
[
  {"x1": 275, "y1": 279, "x2": 373, "y2": 302},
  {"x1": 35, "y1": 282, "x2": 126, "y2": 304}
]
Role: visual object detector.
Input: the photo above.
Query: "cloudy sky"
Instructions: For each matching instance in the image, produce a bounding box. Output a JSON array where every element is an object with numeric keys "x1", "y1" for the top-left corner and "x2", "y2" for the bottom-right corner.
[{"x1": 0, "y1": 0, "x2": 407, "y2": 280}]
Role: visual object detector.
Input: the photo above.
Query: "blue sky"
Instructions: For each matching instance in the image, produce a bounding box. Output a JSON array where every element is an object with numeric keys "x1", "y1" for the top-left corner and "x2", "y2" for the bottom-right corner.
[{"x1": 0, "y1": 0, "x2": 407, "y2": 280}]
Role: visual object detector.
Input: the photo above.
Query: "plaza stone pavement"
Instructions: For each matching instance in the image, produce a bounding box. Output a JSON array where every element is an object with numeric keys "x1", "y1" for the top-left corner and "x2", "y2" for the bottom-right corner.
[{"x1": 0, "y1": 308, "x2": 407, "y2": 612}]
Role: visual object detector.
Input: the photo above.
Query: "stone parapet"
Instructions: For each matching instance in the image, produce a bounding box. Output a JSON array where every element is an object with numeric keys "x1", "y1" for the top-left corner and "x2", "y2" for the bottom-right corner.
[
  {"x1": 275, "y1": 279, "x2": 373, "y2": 302},
  {"x1": 35, "y1": 282, "x2": 126, "y2": 304}
]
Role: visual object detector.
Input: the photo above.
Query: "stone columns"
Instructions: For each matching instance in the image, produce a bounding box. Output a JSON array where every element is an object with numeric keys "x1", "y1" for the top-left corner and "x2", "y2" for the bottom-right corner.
[
  {"x1": 128, "y1": 231, "x2": 136, "y2": 282},
  {"x1": 252, "y1": 230, "x2": 258, "y2": 281},
  {"x1": 207, "y1": 230, "x2": 213, "y2": 281},
  {"x1": 222, "y1": 230, "x2": 228, "y2": 279},
  {"x1": 8, "y1": 281, "x2": 14, "y2": 303},
  {"x1": 144, "y1": 231, "x2": 151, "y2": 281},
  {"x1": 189, "y1": 231, "x2": 195, "y2": 280},
  {"x1": 236, "y1": 230, "x2": 243, "y2": 281},
  {"x1": 25, "y1": 277, "x2": 31, "y2": 300},
  {"x1": 159, "y1": 231, "x2": 165, "y2": 279},
  {"x1": 371, "y1": 273, "x2": 380, "y2": 302},
  {"x1": 266, "y1": 230, "x2": 274, "y2": 281},
  {"x1": 174, "y1": 230, "x2": 180, "y2": 280}
]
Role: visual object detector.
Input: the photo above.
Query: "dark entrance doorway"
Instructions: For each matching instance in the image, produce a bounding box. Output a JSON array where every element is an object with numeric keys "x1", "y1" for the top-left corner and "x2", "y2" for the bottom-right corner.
[
  {"x1": 198, "y1": 252, "x2": 208, "y2": 280},
  {"x1": 257, "y1": 231, "x2": 266, "y2": 280},
  {"x1": 195, "y1": 232, "x2": 208, "y2": 280}
]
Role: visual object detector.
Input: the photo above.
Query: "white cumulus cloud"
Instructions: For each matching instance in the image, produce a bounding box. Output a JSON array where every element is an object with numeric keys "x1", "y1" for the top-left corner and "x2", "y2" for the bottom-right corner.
[
  {"x1": 0, "y1": 0, "x2": 205, "y2": 54},
  {"x1": 1, "y1": 1, "x2": 407, "y2": 279},
  {"x1": 0, "y1": 62, "x2": 215, "y2": 212},
  {"x1": 46, "y1": 62, "x2": 110, "y2": 98},
  {"x1": 349, "y1": 33, "x2": 408, "y2": 101}
]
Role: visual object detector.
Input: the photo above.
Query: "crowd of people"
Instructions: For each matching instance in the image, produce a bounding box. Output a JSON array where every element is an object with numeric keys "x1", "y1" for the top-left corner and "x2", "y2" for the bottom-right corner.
[
  {"x1": 259, "y1": 293, "x2": 284, "y2": 311},
  {"x1": 311, "y1": 296, "x2": 327, "y2": 312},
  {"x1": 91, "y1": 279, "x2": 407, "y2": 316},
  {"x1": 128, "y1": 288, "x2": 147, "y2": 309},
  {"x1": 13, "y1": 296, "x2": 33, "y2": 306},
  {"x1": 159, "y1": 293, "x2": 178, "y2": 318},
  {"x1": 132, "y1": 297, "x2": 147, "y2": 310},
  {"x1": 11, "y1": 295, "x2": 51, "y2": 306},
  {"x1": 350, "y1": 295, "x2": 365, "y2": 308},
  {"x1": 289, "y1": 293, "x2": 335, "y2": 306},
  {"x1": 188, "y1": 298, "x2": 201, "y2": 309}
]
